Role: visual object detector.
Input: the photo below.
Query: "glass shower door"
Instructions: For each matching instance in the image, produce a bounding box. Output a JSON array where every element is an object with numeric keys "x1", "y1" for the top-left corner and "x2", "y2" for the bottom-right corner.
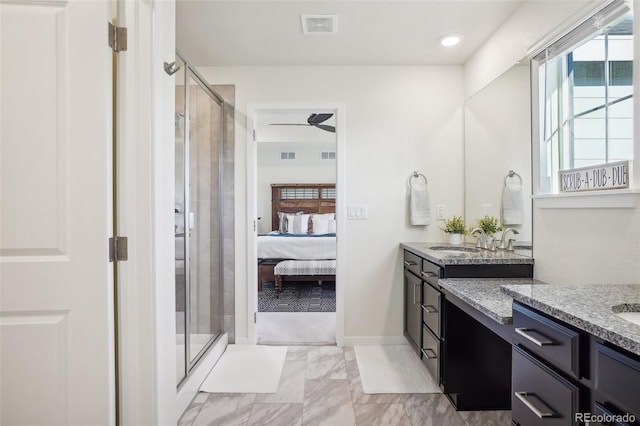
[
  {"x1": 186, "y1": 71, "x2": 223, "y2": 364},
  {"x1": 175, "y1": 56, "x2": 187, "y2": 386},
  {"x1": 175, "y1": 54, "x2": 224, "y2": 387}
]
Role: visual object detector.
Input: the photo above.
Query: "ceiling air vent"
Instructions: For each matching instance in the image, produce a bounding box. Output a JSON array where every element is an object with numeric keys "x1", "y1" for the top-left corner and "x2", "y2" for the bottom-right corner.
[{"x1": 301, "y1": 15, "x2": 338, "y2": 35}]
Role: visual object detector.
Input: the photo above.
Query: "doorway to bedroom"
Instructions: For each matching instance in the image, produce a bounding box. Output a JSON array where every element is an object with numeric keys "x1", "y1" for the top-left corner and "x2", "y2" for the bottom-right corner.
[{"x1": 253, "y1": 109, "x2": 338, "y2": 345}]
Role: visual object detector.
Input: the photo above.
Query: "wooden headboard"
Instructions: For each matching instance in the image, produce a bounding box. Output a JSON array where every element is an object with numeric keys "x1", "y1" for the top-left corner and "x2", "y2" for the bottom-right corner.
[{"x1": 271, "y1": 183, "x2": 336, "y2": 231}]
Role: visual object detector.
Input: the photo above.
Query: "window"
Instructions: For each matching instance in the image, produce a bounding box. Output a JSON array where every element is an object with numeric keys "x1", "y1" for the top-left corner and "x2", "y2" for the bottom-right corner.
[{"x1": 533, "y1": 1, "x2": 633, "y2": 194}]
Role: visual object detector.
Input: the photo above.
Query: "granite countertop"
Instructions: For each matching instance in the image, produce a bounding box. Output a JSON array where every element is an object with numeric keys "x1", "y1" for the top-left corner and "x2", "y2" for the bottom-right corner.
[
  {"x1": 439, "y1": 278, "x2": 546, "y2": 325},
  {"x1": 502, "y1": 283, "x2": 640, "y2": 356},
  {"x1": 401, "y1": 242, "x2": 534, "y2": 266}
]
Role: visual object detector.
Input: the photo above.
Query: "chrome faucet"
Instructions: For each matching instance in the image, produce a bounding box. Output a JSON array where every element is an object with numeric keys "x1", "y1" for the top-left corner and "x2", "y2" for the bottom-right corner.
[
  {"x1": 470, "y1": 228, "x2": 487, "y2": 249},
  {"x1": 498, "y1": 228, "x2": 519, "y2": 251}
]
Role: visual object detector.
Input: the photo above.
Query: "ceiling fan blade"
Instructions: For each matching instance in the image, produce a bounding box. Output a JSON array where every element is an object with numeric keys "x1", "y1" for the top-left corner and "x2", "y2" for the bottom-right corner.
[
  {"x1": 314, "y1": 124, "x2": 336, "y2": 133},
  {"x1": 270, "y1": 123, "x2": 310, "y2": 126},
  {"x1": 307, "y1": 113, "x2": 333, "y2": 125}
]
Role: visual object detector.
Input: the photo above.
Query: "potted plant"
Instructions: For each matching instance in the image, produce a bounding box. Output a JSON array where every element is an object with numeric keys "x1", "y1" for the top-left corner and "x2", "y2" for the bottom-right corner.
[
  {"x1": 441, "y1": 215, "x2": 468, "y2": 245},
  {"x1": 477, "y1": 215, "x2": 502, "y2": 242}
]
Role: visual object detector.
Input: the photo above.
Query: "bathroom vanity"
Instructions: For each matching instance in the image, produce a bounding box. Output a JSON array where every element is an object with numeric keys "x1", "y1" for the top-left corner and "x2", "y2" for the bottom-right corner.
[
  {"x1": 503, "y1": 284, "x2": 640, "y2": 425},
  {"x1": 401, "y1": 242, "x2": 535, "y2": 410}
]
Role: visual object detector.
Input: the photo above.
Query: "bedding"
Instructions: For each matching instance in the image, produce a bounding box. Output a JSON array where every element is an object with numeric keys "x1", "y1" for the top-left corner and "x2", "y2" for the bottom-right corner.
[{"x1": 258, "y1": 232, "x2": 336, "y2": 260}]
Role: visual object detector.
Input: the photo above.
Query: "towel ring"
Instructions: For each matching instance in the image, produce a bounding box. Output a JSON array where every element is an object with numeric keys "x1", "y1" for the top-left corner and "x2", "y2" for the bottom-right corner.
[
  {"x1": 504, "y1": 170, "x2": 523, "y2": 185},
  {"x1": 411, "y1": 171, "x2": 428, "y2": 186}
]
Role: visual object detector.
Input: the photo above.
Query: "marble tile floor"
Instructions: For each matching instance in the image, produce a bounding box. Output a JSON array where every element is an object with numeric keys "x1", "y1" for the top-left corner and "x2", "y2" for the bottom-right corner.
[{"x1": 179, "y1": 346, "x2": 511, "y2": 426}]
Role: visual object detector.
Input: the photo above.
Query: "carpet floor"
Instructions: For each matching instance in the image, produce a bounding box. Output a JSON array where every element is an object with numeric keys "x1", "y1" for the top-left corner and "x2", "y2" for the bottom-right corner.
[
  {"x1": 258, "y1": 281, "x2": 335, "y2": 312},
  {"x1": 257, "y1": 312, "x2": 336, "y2": 345}
]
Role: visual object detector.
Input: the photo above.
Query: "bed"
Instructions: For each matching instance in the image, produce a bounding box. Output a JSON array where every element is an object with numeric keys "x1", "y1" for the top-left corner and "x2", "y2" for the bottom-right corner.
[{"x1": 257, "y1": 183, "x2": 337, "y2": 291}]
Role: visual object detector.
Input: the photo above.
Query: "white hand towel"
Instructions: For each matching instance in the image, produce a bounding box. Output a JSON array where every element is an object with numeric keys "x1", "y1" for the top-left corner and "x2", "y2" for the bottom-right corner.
[
  {"x1": 410, "y1": 184, "x2": 431, "y2": 226},
  {"x1": 502, "y1": 181, "x2": 524, "y2": 225}
]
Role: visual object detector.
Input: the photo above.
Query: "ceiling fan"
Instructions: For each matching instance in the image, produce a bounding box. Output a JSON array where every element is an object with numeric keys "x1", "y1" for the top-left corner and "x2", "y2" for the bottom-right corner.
[{"x1": 270, "y1": 113, "x2": 336, "y2": 133}]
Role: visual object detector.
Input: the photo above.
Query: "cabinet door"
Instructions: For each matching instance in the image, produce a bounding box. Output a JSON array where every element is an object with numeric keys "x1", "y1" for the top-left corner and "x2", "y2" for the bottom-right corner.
[{"x1": 404, "y1": 270, "x2": 422, "y2": 352}]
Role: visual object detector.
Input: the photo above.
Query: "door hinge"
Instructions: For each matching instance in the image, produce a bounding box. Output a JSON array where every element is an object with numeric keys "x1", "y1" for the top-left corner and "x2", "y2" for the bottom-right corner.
[
  {"x1": 108, "y1": 22, "x2": 128, "y2": 52},
  {"x1": 109, "y1": 236, "x2": 129, "y2": 262},
  {"x1": 254, "y1": 312, "x2": 257, "y2": 323},
  {"x1": 252, "y1": 129, "x2": 256, "y2": 141}
]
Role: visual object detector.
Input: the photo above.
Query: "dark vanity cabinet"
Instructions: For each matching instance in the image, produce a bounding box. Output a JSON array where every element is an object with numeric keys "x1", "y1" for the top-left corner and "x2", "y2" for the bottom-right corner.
[
  {"x1": 403, "y1": 251, "x2": 443, "y2": 386},
  {"x1": 402, "y1": 247, "x2": 533, "y2": 407},
  {"x1": 511, "y1": 302, "x2": 640, "y2": 426},
  {"x1": 511, "y1": 303, "x2": 585, "y2": 426},
  {"x1": 592, "y1": 343, "x2": 640, "y2": 425}
]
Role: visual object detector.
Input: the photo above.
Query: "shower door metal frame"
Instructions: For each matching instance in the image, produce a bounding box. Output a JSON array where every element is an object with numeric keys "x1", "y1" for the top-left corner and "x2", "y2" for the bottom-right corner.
[{"x1": 176, "y1": 52, "x2": 226, "y2": 388}]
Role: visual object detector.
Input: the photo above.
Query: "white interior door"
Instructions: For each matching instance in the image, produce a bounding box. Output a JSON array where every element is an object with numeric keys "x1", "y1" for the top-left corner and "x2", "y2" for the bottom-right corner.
[{"x1": 0, "y1": 1, "x2": 115, "y2": 425}]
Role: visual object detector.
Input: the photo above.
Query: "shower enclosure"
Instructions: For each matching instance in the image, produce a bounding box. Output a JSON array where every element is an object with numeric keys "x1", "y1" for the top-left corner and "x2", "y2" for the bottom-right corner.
[{"x1": 174, "y1": 54, "x2": 225, "y2": 387}]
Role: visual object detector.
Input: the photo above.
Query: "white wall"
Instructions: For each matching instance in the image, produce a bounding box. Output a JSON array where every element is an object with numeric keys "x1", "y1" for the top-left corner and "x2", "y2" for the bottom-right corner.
[
  {"x1": 464, "y1": 0, "x2": 595, "y2": 98},
  {"x1": 257, "y1": 142, "x2": 336, "y2": 234},
  {"x1": 198, "y1": 66, "x2": 464, "y2": 342}
]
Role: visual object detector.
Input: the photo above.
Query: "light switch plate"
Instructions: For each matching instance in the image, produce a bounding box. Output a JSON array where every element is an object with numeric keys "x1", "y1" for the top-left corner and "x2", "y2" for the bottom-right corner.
[
  {"x1": 436, "y1": 205, "x2": 445, "y2": 220},
  {"x1": 348, "y1": 204, "x2": 368, "y2": 220}
]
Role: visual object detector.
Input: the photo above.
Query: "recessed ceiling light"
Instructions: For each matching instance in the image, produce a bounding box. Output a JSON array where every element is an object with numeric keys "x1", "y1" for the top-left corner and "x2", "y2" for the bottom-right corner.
[{"x1": 438, "y1": 34, "x2": 464, "y2": 47}]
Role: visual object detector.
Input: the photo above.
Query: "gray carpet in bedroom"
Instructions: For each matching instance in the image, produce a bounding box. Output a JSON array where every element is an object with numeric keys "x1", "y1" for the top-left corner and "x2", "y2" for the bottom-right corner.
[
  {"x1": 256, "y1": 312, "x2": 336, "y2": 345},
  {"x1": 258, "y1": 281, "x2": 336, "y2": 312}
]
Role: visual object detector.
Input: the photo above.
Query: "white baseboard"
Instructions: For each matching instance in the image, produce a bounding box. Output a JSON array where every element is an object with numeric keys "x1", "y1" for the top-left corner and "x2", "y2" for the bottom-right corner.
[
  {"x1": 342, "y1": 335, "x2": 409, "y2": 347},
  {"x1": 177, "y1": 333, "x2": 228, "y2": 418}
]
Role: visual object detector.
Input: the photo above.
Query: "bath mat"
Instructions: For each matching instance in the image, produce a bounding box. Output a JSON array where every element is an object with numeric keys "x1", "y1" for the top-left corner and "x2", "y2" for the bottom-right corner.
[
  {"x1": 259, "y1": 281, "x2": 335, "y2": 312},
  {"x1": 354, "y1": 345, "x2": 441, "y2": 394},
  {"x1": 200, "y1": 344, "x2": 287, "y2": 393}
]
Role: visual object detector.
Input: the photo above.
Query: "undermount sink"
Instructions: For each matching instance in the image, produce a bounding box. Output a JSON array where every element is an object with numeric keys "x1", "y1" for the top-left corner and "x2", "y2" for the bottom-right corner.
[
  {"x1": 429, "y1": 245, "x2": 481, "y2": 254},
  {"x1": 612, "y1": 304, "x2": 640, "y2": 326}
]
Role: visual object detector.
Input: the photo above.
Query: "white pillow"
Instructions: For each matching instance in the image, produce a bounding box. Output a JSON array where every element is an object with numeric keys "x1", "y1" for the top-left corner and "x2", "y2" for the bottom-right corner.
[
  {"x1": 327, "y1": 219, "x2": 336, "y2": 234},
  {"x1": 311, "y1": 219, "x2": 330, "y2": 235},
  {"x1": 286, "y1": 214, "x2": 310, "y2": 234},
  {"x1": 312, "y1": 213, "x2": 335, "y2": 221}
]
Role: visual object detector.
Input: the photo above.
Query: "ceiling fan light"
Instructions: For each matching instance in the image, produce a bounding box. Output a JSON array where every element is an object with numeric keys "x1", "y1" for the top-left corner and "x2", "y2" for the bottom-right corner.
[{"x1": 438, "y1": 33, "x2": 463, "y2": 47}]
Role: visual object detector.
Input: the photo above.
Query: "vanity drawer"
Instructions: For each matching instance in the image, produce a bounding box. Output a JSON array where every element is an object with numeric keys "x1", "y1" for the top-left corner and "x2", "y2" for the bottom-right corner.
[
  {"x1": 403, "y1": 250, "x2": 421, "y2": 277},
  {"x1": 593, "y1": 403, "x2": 640, "y2": 426},
  {"x1": 512, "y1": 346, "x2": 580, "y2": 426},
  {"x1": 421, "y1": 324, "x2": 440, "y2": 385},
  {"x1": 595, "y1": 343, "x2": 640, "y2": 416},
  {"x1": 422, "y1": 283, "x2": 441, "y2": 337},
  {"x1": 421, "y1": 258, "x2": 442, "y2": 279},
  {"x1": 513, "y1": 303, "x2": 581, "y2": 379}
]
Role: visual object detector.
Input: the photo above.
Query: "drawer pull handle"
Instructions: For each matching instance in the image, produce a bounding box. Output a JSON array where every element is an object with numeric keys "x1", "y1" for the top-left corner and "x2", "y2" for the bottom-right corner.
[
  {"x1": 421, "y1": 348, "x2": 437, "y2": 359},
  {"x1": 514, "y1": 392, "x2": 557, "y2": 419},
  {"x1": 515, "y1": 328, "x2": 555, "y2": 346},
  {"x1": 413, "y1": 284, "x2": 421, "y2": 304},
  {"x1": 404, "y1": 261, "x2": 417, "y2": 267},
  {"x1": 422, "y1": 305, "x2": 438, "y2": 314},
  {"x1": 421, "y1": 271, "x2": 437, "y2": 278}
]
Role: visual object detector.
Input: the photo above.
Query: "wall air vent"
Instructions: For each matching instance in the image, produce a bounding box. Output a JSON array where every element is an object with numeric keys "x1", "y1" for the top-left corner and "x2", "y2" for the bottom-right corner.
[
  {"x1": 321, "y1": 151, "x2": 336, "y2": 160},
  {"x1": 280, "y1": 152, "x2": 296, "y2": 160},
  {"x1": 301, "y1": 15, "x2": 338, "y2": 35}
]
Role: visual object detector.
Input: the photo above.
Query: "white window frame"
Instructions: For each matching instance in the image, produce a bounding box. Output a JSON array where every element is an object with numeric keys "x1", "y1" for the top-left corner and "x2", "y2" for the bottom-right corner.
[{"x1": 530, "y1": 0, "x2": 640, "y2": 208}]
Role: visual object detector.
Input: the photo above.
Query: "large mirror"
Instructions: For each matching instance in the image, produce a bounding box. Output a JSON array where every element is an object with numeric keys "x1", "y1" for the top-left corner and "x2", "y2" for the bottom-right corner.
[{"x1": 464, "y1": 63, "x2": 533, "y2": 253}]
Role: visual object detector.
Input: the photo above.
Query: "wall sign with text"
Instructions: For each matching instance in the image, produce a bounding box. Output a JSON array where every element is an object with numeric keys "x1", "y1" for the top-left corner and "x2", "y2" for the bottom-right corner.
[{"x1": 559, "y1": 160, "x2": 630, "y2": 192}]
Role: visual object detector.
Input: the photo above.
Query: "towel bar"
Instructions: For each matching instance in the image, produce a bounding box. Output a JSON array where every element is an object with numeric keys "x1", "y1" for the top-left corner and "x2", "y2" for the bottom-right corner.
[
  {"x1": 505, "y1": 170, "x2": 522, "y2": 185},
  {"x1": 411, "y1": 171, "x2": 428, "y2": 186}
]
